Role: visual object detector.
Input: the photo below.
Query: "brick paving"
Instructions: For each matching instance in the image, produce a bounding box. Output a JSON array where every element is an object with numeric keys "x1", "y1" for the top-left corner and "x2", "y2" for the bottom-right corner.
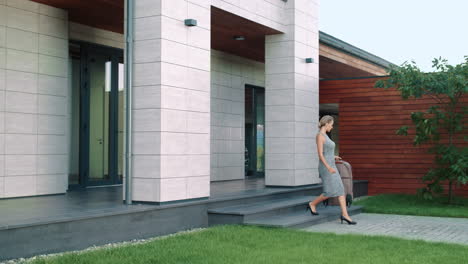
[{"x1": 302, "y1": 213, "x2": 468, "y2": 245}]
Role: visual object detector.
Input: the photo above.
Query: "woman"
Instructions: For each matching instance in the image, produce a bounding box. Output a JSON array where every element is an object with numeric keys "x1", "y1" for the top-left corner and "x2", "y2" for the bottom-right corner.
[{"x1": 306, "y1": 115, "x2": 357, "y2": 225}]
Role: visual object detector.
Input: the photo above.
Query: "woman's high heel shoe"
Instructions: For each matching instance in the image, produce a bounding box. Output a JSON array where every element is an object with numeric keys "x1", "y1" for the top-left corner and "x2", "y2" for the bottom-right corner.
[
  {"x1": 340, "y1": 215, "x2": 357, "y2": 225},
  {"x1": 306, "y1": 204, "x2": 319, "y2": 215}
]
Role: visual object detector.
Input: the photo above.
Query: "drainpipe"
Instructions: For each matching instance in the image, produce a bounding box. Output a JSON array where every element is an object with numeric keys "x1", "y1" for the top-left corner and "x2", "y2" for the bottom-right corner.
[{"x1": 124, "y1": 0, "x2": 134, "y2": 205}]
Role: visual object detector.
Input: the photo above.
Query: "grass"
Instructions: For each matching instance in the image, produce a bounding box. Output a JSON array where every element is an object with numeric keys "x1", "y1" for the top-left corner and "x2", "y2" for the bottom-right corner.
[
  {"x1": 30, "y1": 225, "x2": 468, "y2": 264},
  {"x1": 355, "y1": 194, "x2": 468, "y2": 218}
]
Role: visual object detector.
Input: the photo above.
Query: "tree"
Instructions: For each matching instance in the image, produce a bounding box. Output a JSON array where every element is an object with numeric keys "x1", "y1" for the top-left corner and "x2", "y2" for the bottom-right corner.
[{"x1": 375, "y1": 57, "x2": 468, "y2": 204}]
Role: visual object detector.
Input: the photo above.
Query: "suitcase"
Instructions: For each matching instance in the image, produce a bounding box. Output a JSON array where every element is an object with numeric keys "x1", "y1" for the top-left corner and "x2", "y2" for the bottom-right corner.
[{"x1": 328, "y1": 160, "x2": 353, "y2": 207}]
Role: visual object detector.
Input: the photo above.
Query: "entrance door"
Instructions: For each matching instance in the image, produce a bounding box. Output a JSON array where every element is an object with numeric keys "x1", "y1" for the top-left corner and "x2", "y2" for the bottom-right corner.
[
  {"x1": 88, "y1": 52, "x2": 113, "y2": 184},
  {"x1": 70, "y1": 42, "x2": 123, "y2": 187},
  {"x1": 245, "y1": 85, "x2": 265, "y2": 177}
]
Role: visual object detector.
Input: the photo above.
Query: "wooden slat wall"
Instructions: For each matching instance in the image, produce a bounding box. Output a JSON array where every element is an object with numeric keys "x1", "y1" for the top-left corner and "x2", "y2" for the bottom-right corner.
[{"x1": 320, "y1": 77, "x2": 468, "y2": 197}]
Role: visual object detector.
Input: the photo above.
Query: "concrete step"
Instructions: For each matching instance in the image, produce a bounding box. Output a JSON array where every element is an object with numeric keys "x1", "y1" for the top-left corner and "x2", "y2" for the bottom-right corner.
[
  {"x1": 209, "y1": 196, "x2": 316, "y2": 221},
  {"x1": 208, "y1": 192, "x2": 363, "y2": 228},
  {"x1": 207, "y1": 180, "x2": 368, "y2": 212},
  {"x1": 208, "y1": 195, "x2": 320, "y2": 226},
  {"x1": 207, "y1": 181, "x2": 367, "y2": 227},
  {"x1": 207, "y1": 187, "x2": 322, "y2": 211},
  {"x1": 244, "y1": 205, "x2": 362, "y2": 229}
]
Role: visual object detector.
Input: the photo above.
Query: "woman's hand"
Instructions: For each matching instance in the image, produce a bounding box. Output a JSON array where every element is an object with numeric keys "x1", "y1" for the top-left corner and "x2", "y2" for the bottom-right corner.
[
  {"x1": 327, "y1": 167, "x2": 336, "y2": 174},
  {"x1": 334, "y1": 156, "x2": 342, "y2": 161}
]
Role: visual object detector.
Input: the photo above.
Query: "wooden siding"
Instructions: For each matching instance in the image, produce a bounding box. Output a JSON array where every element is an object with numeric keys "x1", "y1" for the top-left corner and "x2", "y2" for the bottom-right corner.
[{"x1": 320, "y1": 77, "x2": 468, "y2": 197}]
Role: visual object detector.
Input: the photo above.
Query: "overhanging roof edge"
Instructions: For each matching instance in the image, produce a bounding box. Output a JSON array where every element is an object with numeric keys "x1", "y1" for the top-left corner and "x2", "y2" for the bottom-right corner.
[{"x1": 319, "y1": 31, "x2": 395, "y2": 70}]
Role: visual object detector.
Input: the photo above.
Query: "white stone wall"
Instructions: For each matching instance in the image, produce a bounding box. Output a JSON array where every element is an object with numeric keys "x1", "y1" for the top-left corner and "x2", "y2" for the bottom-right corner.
[
  {"x1": 0, "y1": 0, "x2": 69, "y2": 198},
  {"x1": 131, "y1": 0, "x2": 211, "y2": 202},
  {"x1": 211, "y1": 0, "x2": 287, "y2": 33},
  {"x1": 264, "y1": 0, "x2": 320, "y2": 186},
  {"x1": 131, "y1": 0, "x2": 319, "y2": 200},
  {"x1": 210, "y1": 50, "x2": 264, "y2": 181},
  {"x1": 69, "y1": 22, "x2": 124, "y2": 49}
]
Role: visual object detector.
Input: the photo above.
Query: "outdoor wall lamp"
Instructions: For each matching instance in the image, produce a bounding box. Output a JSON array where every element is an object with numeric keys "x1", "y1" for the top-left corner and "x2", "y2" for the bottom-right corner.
[
  {"x1": 233, "y1": 36, "x2": 245, "y2": 40},
  {"x1": 105, "y1": 61, "x2": 125, "y2": 92},
  {"x1": 184, "y1": 19, "x2": 197, "y2": 26},
  {"x1": 305, "y1": 58, "x2": 314, "y2": 63}
]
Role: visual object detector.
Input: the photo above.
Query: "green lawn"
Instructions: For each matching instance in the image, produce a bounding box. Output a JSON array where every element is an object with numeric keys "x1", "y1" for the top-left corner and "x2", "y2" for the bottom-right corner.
[
  {"x1": 31, "y1": 225, "x2": 468, "y2": 264},
  {"x1": 355, "y1": 194, "x2": 468, "y2": 218}
]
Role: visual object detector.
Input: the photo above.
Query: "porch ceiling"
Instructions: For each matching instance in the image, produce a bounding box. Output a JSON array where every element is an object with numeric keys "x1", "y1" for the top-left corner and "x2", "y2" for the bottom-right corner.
[
  {"x1": 211, "y1": 7, "x2": 281, "y2": 62},
  {"x1": 30, "y1": 1, "x2": 281, "y2": 62},
  {"x1": 30, "y1": 1, "x2": 383, "y2": 79},
  {"x1": 31, "y1": 0, "x2": 124, "y2": 33}
]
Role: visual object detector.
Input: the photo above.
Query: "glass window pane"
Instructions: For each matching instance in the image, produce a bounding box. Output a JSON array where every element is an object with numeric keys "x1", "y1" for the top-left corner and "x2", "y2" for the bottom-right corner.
[
  {"x1": 256, "y1": 89, "x2": 265, "y2": 172},
  {"x1": 89, "y1": 54, "x2": 110, "y2": 181}
]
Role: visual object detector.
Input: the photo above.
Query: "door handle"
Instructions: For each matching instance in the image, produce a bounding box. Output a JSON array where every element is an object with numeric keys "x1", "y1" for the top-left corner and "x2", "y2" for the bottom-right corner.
[{"x1": 97, "y1": 138, "x2": 103, "y2": 144}]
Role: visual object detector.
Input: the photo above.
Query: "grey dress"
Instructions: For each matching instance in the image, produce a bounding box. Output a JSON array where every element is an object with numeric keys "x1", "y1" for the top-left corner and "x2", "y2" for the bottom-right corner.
[{"x1": 318, "y1": 132, "x2": 345, "y2": 197}]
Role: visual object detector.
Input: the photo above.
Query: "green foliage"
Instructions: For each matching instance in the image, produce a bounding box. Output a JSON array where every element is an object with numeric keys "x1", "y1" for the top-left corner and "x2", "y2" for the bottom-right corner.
[
  {"x1": 375, "y1": 57, "x2": 468, "y2": 204},
  {"x1": 396, "y1": 125, "x2": 409, "y2": 136}
]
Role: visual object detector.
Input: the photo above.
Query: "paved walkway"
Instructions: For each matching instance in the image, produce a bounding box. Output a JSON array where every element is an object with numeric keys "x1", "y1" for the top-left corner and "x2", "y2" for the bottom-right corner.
[{"x1": 302, "y1": 213, "x2": 468, "y2": 245}]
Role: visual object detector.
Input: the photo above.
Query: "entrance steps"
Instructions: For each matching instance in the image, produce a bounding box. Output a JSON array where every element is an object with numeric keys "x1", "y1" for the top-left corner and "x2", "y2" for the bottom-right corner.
[{"x1": 208, "y1": 195, "x2": 362, "y2": 228}]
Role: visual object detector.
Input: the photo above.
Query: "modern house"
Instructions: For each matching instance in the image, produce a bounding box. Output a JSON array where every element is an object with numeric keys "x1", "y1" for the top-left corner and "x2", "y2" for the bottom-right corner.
[
  {"x1": 0, "y1": 0, "x2": 395, "y2": 260},
  {"x1": 0, "y1": 0, "x2": 392, "y2": 201}
]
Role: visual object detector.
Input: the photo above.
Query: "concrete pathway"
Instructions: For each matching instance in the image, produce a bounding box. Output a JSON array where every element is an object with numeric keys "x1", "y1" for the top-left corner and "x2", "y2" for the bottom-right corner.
[{"x1": 302, "y1": 213, "x2": 468, "y2": 245}]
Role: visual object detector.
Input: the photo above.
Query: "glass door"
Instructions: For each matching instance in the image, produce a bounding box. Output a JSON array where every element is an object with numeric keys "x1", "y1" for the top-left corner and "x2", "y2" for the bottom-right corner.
[
  {"x1": 88, "y1": 52, "x2": 111, "y2": 183},
  {"x1": 72, "y1": 42, "x2": 123, "y2": 187},
  {"x1": 245, "y1": 85, "x2": 265, "y2": 177}
]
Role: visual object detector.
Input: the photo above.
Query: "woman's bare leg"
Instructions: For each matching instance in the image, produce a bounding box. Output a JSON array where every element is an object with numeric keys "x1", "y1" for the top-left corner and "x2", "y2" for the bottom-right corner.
[
  {"x1": 338, "y1": 195, "x2": 352, "y2": 220},
  {"x1": 309, "y1": 194, "x2": 328, "y2": 212}
]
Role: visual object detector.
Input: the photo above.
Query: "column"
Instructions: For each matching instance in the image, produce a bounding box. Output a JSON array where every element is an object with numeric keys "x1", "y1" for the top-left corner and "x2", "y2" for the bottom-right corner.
[
  {"x1": 0, "y1": 0, "x2": 69, "y2": 198},
  {"x1": 264, "y1": 0, "x2": 320, "y2": 186},
  {"x1": 131, "y1": 0, "x2": 211, "y2": 203}
]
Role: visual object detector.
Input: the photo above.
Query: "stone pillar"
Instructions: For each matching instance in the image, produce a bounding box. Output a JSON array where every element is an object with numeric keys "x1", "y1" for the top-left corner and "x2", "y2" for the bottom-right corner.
[
  {"x1": 264, "y1": 0, "x2": 320, "y2": 186},
  {"x1": 131, "y1": 0, "x2": 211, "y2": 203}
]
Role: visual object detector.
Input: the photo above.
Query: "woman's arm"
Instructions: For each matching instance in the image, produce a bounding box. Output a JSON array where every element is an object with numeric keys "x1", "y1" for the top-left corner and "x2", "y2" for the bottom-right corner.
[{"x1": 316, "y1": 134, "x2": 337, "y2": 174}]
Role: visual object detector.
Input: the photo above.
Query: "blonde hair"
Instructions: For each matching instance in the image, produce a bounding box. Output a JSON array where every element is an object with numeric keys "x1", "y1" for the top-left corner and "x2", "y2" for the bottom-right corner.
[{"x1": 318, "y1": 115, "x2": 334, "y2": 129}]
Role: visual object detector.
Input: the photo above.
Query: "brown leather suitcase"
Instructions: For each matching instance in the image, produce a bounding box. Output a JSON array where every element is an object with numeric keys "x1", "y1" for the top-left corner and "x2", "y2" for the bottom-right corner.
[{"x1": 329, "y1": 160, "x2": 353, "y2": 206}]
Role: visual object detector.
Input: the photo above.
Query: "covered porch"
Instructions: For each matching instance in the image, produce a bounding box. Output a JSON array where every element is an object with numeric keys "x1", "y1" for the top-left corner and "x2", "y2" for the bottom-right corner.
[
  {"x1": 0, "y1": 0, "x2": 389, "y2": 202},
  {"x1": 0, "y1": 178, "x2": 275, "y2": 230},
  {"x1": 0, "y1": 0, "x2": 325, "y2": 203},
  {"x1": 0, "y1": 178, "x2": 368, "y2": 260}
]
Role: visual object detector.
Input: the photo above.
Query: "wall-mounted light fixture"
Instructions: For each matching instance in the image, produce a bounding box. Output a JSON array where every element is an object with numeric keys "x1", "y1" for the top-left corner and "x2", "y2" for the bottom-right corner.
[
  {"x1": 105, "y1": 61, "x2": 125, "y2": 92},
  {"x1": 118, "y1": 63, "x2": 124, "y2": 91},
  {"x1": 184, "y1": 19, "x2": 197, "y2": 26},
  {"x1": 305, "y1": 58, "x2": 314, "y2": 63},
  {"x1": 233, "y1": 35, "x2": 245, "y2": 40},
  {"x1": 105, "y1": 61, "x2": 112, "y2": 92}
]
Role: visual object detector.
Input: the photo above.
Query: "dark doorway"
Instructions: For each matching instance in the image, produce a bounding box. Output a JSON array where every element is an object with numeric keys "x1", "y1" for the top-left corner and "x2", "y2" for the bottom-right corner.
[
  {"x1": 245, "y1": 85, "x2": 265, "y2": 177},
  {"x1": 69, "y1": 41, "x2": 124, "y2": 187}
]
